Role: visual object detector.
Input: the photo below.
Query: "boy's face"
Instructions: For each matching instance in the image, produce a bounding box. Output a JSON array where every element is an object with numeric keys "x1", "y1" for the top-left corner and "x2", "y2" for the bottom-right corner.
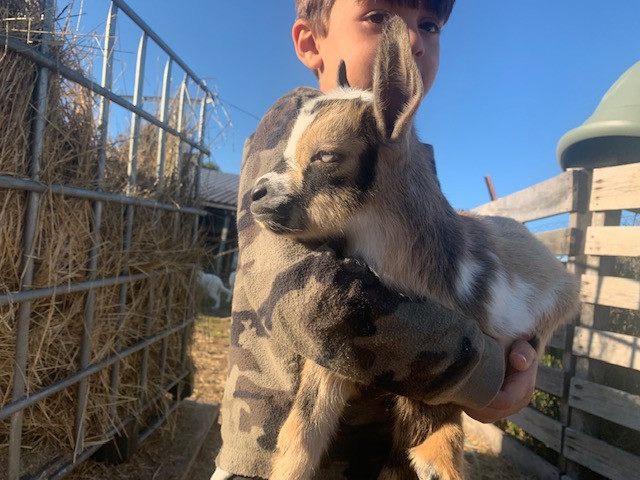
[{"x1": 313, "y1": 0, "x2": 442, "y2": 94}]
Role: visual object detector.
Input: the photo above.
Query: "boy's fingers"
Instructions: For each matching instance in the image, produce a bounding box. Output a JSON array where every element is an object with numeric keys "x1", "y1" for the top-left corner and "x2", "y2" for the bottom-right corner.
[
  {"x1": 485, "y1": 387, "x2": 522, "y2": 412},
  {"x1": 508, "y1": 339, "x2": 537, "y2": 372},
  {"x1": 463, "y1": 390, "x2": 515, "y2": 423},
  {"x1": 509, "y1": 351, "x2": 530, "y2": 372},
  {"x1": 464, "y1": 352, "x2": 538, "y2": 423}
]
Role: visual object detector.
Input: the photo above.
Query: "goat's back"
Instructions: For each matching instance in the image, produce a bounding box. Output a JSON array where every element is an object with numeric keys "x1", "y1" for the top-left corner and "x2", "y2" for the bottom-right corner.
[{"x1": 459, "y1": 213, "x2": 579, "y2": 349}]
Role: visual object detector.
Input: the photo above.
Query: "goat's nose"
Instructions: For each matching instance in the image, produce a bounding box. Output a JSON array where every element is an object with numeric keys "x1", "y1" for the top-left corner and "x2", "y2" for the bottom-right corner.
[{"x1": 251, "y1": 182, "x2": 268, "y2": 202}]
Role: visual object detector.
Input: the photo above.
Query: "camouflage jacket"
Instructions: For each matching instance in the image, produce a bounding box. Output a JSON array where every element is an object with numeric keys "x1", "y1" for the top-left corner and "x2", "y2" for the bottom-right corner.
[{"x1": 216, "y1": 87, "x2": 505, "y2": 479}]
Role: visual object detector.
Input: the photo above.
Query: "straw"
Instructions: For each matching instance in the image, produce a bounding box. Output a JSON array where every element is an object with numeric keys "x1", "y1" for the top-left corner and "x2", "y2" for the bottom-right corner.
[{"x1": 0, "y1": 2, "x2": 204, "y2": 476}]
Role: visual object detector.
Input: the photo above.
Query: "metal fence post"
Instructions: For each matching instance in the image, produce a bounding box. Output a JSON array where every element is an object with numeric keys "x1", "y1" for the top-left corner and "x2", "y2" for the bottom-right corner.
[
  {"x1": 156, "y1": 59, "x2": 172, "y2": 190},
  {"x1": 179, "y1": 96, "x2": 208, "y2": 374},
  {"x1": 174, "y1": 77, "x2": 187, "y2": 188},
  {"x1": 216, "y1": 213, "x2": 231, "y2": 274},
  {"x1": 74, "y1": 1, "x2": 118, "y2": 458},
  {"x1": 159, "y1": 77, "x2": 187, "y2": 390},
  {"x1": 159, "y1": 212, "x2": 179, "y2": 388},
  {"x1": 110, "y1": 29, "x2": 148, "y2": 423},
  {"x1": 8, "y1": 1, "x2": 54, "y2": 478}
]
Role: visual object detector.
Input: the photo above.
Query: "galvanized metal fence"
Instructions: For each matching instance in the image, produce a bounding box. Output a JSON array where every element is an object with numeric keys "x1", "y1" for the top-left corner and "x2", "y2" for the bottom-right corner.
[{"x1": 0, "y1": 1, "x2": 224, "y2": 477}]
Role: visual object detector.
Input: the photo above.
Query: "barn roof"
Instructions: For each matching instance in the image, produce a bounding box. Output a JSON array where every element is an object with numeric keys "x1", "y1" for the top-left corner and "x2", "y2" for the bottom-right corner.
[{"x1": 199, "y1": 169, "x2": 239, "y2": 211}]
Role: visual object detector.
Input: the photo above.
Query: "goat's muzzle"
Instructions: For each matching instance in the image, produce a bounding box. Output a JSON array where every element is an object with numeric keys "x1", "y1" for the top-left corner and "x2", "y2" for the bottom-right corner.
[{"x1": 250, "y1": 175, "x2": 306, "y2": 235}]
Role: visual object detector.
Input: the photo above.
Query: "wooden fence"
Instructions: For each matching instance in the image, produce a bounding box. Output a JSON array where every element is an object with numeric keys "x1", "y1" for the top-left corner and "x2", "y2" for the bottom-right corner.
[{"x1": 465, "y1": 161, "x2": 640, "y2": 479}]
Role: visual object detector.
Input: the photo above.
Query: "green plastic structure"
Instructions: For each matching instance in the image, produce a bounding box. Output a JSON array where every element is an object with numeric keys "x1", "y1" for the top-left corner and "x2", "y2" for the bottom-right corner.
[{"x1": 557, "y1": 61, "x2": 640, "y2": 170}]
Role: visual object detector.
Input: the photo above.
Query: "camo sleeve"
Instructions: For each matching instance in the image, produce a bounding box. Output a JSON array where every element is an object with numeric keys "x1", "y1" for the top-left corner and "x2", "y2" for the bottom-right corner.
[{"x1": 233, "y1": 86, "x2": 505, "y2": 409}]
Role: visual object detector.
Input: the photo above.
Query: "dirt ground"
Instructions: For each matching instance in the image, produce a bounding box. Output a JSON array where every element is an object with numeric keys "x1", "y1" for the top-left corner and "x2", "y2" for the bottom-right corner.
[{"x1": 70, "y1": 314, "x2": 532, "y2": 480}]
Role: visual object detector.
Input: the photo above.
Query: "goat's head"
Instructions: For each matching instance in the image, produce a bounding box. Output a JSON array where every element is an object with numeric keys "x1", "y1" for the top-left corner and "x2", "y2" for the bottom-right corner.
[{"x1": 251, "y1": 16, "x2": 423, "y2": 241}]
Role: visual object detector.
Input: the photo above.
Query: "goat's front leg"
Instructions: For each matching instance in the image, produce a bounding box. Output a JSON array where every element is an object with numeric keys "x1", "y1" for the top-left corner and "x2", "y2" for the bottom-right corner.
[
  {"x1": 409, "y1": 415, "x2": 465, "y2": 480},
  {"x1": 380, "y1": 400, "x2": 465, "y2": 480},
  {"x1": 271, "y1": 360, "x2": 356, "y2": 480}
]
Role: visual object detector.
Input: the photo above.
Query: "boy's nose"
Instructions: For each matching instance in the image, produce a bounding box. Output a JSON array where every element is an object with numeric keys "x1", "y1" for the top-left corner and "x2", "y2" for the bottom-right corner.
[{"x1": 408, "y1": 29, "x2": 424, "y2": 57}]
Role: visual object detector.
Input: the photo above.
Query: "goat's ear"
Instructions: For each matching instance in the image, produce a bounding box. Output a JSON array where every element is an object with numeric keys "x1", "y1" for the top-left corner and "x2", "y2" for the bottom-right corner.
[
  {"x1": 372, "y1": 16, "x2": 423, "y2": 141},
  {"x1": 337, "y1": 61, "x2": 350, "y2": 88}
]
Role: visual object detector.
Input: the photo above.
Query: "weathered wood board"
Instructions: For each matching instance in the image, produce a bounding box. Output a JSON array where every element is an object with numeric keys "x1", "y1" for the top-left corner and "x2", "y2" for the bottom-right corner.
[
  {"x1": 537, "y1": 364, "x2": 567, "y2": 397},
  {"x1": 569, "y1": 377, "x2": 640, "y2": 432},
  {"x1": 507, "y1": 406, "x2": 563, "y2": 452},
  {"x1": 548, "y1": 325, "x2": 568, "y2": 350},
  {"x1": 563, "y1": 428, "x2": 640, "y2": 480},
  {"x1": 472, "y1": 170, "x2": 581, "y2": 223},
  {"x1": 590, "y1": 163, "x2": 640, "y2": 211},
  {"x1": 154, "y1": 400, "x2": 219, "y2": 480},
  {"x1": 585, "y1": 226, "x2": 640, "y2": 257},
  {"x1": 580, "y1": 274, "x2": 640, "y2": 310},
  {"x1": 536, "y1": 227, "x2": 578, "y2": 256},
  {"x1": 573, "y1": 326, "x2": 640, "y2": 371}
]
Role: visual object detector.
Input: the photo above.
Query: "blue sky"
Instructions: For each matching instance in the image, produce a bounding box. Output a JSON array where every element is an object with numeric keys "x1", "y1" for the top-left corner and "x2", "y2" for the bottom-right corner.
[{"x1": 80, "y1": 1, "x2": 640, "y2": 210}]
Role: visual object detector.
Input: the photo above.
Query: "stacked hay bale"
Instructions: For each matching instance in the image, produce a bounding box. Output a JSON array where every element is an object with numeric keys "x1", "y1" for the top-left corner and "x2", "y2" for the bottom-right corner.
[{"x1": 0, "y1": 2, "x2": 203, "y2": 476}]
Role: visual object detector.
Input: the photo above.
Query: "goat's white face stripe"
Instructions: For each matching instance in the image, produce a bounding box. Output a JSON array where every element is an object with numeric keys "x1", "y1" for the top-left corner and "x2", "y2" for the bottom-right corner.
[
  {"x1": 284, "y1": 108, "x2": 318, "y2": 166},
  {"x1": 284, "y1": 88, "x2": 374, "y2": 167}
]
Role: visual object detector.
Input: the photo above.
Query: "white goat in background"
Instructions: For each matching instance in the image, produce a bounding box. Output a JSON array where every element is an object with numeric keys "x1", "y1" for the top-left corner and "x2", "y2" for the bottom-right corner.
[{"x1": 197, "y1": 270, "x2": 232, "y2": 310}]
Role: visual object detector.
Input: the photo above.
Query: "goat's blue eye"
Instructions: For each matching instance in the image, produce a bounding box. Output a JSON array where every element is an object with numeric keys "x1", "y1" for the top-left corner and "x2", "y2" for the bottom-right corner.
[{"x1": 313, "y1": 151, "x2": 340, "y2": 163}]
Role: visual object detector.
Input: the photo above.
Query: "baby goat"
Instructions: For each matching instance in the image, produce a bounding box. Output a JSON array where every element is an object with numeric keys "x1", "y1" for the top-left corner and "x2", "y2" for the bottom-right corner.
[
  {"x1": 251, "y1": 16, "x2": 579, "y2": 480},
  {"x1": 196, "y1": 270, "x2": 232, "y2": 310}
]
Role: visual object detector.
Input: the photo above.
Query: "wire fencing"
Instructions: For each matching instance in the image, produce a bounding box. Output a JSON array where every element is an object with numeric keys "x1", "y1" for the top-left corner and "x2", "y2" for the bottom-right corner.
[{"x1": 0, "y1": 1, "x2": 226, "y2": 478}]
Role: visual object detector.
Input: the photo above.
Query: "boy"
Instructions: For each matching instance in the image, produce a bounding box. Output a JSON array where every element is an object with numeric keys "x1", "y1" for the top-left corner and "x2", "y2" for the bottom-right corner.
[{"x1": 213, "y1": 1, "x2": 537, "y2": 479}]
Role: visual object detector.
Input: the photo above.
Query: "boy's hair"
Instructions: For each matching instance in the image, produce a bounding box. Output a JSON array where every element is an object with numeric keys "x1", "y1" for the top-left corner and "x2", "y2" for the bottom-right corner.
[{"x1": 296, "y1": 0, "x2": 456, "y2": 37}]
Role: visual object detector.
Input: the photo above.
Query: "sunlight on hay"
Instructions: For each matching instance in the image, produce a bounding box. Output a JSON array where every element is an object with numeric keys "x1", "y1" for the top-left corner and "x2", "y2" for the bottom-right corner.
[{"x1": 0, "y1": 2, "x2": 205, "y2": 475}]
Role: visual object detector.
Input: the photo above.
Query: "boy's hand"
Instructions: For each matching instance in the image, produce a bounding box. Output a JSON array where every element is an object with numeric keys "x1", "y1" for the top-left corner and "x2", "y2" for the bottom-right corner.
[{"x1": 463, "y1": 339, "x2": 537, "y2": 423}]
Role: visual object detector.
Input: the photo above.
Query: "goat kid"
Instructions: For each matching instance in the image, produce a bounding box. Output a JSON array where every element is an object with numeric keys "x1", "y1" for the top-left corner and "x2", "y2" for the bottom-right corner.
[
  {"x1": 251, "y1": 17, "x2": 579, "y2": 480},
  {"x1": 197, "y1": 270, "x2": 232, "y2": 310}
]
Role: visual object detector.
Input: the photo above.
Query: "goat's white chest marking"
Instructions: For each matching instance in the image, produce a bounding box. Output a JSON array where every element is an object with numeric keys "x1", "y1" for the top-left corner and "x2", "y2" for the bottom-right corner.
[{"x1": 344, "y1": 211, "x2": 386, "y2": 275}]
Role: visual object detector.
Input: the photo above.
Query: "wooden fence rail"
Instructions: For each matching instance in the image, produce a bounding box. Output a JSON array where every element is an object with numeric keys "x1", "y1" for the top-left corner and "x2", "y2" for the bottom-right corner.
[{"x1": 469, "y1": 161, "x2": 640, "y2": 480}]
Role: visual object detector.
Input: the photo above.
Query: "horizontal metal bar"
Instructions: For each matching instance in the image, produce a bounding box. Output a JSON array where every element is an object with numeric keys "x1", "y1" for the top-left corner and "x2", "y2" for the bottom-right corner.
[
  {"x1": 136, "y1": 399, "x2": 180, "y2": 445},
  {"x1": 0, "y1": 175, "x2": 208, "y2": 216},
  {"x1": 110, "y1": 0, "x2": 217, "y2": 102},
  {"x1": 33, "y1": 444, "x2": 103, "y2": 480},
  {"x1": 201, "y1": 201, "x2": 236, "y2": 212},
  {"x1": 120, "y1": 94, "x2": 209, "y2": 104},
  {"x1": 3, "y1": 35, "x2": 210, "y2": 156},
  {"x1": 0, "y1": 317, "x2": 195, "y2": 421},
  {"x1": 39, "y1": 371, "x2": 188, "y2": 480},
  {"x1": 0, "y1": 272, "x2": 150, "y2": 306}
]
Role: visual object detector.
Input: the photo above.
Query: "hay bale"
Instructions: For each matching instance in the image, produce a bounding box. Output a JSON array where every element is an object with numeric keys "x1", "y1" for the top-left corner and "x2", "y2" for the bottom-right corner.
[{"x1": 0, "y1": 2, "x2": 204, "y2": 476}]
